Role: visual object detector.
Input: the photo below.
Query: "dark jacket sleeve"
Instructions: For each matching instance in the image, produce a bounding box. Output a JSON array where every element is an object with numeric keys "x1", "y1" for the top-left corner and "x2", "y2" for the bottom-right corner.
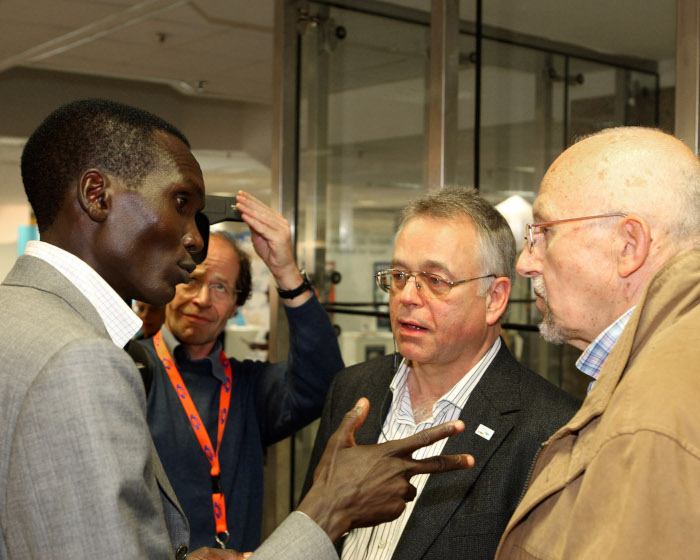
[
  {"x1": 299, "y1": 371, "x2": 342, "y2": 497},
  {"x1": 253, "y1": 293, "x2": 344, "y2": 446}
]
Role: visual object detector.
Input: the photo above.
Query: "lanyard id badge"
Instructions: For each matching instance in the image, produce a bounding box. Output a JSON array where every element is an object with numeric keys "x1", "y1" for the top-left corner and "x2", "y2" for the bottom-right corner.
[{"x1": 153, "y1": 330, "x2": 232, "y2": 548}]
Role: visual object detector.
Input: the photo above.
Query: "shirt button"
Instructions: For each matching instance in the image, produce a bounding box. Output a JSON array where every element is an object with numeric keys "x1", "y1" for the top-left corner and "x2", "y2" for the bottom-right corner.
[
  {"x1": 176, "y1": 545, "x2": 188, "y2": 560},
  {"x1": 378, "y1": 541, "x2": 387, "y2": 548}
]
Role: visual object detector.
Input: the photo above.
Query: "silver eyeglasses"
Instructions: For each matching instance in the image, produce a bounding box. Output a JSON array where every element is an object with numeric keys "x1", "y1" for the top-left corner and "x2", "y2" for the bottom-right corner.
[
  {"x1": 374, "y1": 269, "x2": 495, "y2": 299},
  {"x1": 181, "y1": 276, "x2": 241, "y2": 302},
  {"x1": 525, "y1": 213, "x2": 628, "y2": 253}
]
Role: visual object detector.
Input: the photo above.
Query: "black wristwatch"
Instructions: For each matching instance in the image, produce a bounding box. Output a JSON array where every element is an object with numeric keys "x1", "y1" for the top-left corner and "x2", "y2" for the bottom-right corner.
[{"x1": 276, "y1": 269, "x2": 312, "y2": 299}]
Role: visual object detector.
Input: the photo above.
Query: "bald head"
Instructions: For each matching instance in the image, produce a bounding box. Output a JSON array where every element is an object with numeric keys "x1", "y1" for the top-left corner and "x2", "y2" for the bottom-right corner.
[
  {"x1": 517, "y1": 127, "x2": 700, "y2": 349},
  {"x1": 540, "y1": 127, "x2": 700, "y2": 253}
]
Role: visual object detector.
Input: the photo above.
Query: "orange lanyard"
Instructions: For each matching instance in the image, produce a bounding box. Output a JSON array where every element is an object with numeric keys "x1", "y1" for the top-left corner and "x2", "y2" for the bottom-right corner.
[{"x1": 153, "y1": 330, "x2": 232, "y2": 548}]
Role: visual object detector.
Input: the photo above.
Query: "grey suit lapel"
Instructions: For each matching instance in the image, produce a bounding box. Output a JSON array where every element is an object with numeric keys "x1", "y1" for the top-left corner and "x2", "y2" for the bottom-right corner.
[
  {"x1": 4, "y1": 255, "x2": 109, "y2": 338},
  {"x1": 393, "y1": 342, "x2": 520, "y2": 560}
]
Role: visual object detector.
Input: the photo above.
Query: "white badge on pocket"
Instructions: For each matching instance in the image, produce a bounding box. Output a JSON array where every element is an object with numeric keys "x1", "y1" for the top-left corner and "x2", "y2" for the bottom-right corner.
[{"x1": 475, "y1": 424, "x2": 494, "y2": 440}]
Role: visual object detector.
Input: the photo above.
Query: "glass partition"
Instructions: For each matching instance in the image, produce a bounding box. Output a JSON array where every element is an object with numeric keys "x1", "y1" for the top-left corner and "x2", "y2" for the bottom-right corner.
[
  {"x1": 474, "y1": 39, "x2": 566, "y2": 199},
  {"x1": 288, "y1": 0, "x2": 662, "y2": 506},
  {"x1": 567, "y1": 59, "x2": 658, "y2": 143},
  {"x1": 297, "y1": 3, "x2": 430, "y2": 343},
  {"x1": 294, "y1": 1, "x2": 432, "y2": 503}
]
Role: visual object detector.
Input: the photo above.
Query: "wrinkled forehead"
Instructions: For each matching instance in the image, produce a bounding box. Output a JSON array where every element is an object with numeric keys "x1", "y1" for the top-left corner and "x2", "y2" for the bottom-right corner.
[
  {"x1": 532, "y1": 176, "x2": 585, "y2": 222},
  {"x1": 196, "y1": 237, "x2": 240, "y2": 281},
  {"x1": 534, "y1": 143, "x2": 610, "y2": 221}
]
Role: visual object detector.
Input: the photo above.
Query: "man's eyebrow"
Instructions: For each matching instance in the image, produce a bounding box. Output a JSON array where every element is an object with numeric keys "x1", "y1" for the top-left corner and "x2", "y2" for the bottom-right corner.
[
  {"x1": 188, "y1": 184, "x2": 205, "y2": 210},
  {"x1": 422, "y1": 259, "x2": 452, "y2": 275},
  {"x1": 532, "y1": 207, "x2": 547, "y2": 222},
  {"x1": 174, "y1": 181, "x2": 204, "y2": 198},
  {"x1": 390, "y1": 258, "x2": 451, "y2": 275},
  {"x1": 210, "y1": 272, "x2": 234, "y2": 287}
]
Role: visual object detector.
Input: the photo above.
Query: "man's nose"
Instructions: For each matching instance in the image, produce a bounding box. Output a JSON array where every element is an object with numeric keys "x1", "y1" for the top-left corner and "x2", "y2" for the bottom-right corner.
[
  {"x1": 399, "y1": 275, "x2": 423, "y2": 305},
  {"x1": 516, "y1": 246, "x2": 540, "y2": 278},
  {"x1": 192, "y1": 283, "x2": 212, "y2": 305},
  {"x1": 183, "y1": 217, "x2": 205, "y2": 258}
]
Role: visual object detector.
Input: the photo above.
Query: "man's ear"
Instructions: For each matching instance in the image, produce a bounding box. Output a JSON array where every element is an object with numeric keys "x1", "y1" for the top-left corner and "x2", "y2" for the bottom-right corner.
[
  {"x1": 77, "y1": 169, "x2": 110, "y2": 222},
  {"x1": 617, "y1": 214, "x2": 651, "y2": 278},
  {"x1": 485, "y1": 276, "x2": 511, "y2": 326}
]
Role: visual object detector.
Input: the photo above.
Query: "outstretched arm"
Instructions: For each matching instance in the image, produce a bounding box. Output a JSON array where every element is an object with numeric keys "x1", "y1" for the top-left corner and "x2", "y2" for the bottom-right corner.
[{"x1": 236, "y1": 190, "x2": 343, "y2": 444}]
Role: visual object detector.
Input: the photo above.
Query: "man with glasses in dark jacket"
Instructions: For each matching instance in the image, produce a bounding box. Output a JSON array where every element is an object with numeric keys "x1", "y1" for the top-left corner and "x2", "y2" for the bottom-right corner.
[{"x1": 302, "y1": 186, "x2": 580, "y2": 560}]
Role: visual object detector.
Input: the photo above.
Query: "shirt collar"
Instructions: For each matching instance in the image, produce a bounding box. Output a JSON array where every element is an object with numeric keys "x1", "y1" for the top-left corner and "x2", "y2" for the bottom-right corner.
[
  {"x1": 160, "y1": 324, "x2": 228, "y2": 384},
  {"x1": 389, "y1": 337, "x2": 501, "y2": 423},
  {"x1": 24, "y1": 240, "x2": 141, "y2": 347},
  {"x1": 576, "y1": 307, "x2": 636, "y2": 380}
]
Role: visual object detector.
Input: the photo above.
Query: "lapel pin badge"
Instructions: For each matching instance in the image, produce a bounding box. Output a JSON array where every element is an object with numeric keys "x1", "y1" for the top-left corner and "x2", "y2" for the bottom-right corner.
[{"x1": 475, "y1": 424, "x2": 494, "y2": 441}]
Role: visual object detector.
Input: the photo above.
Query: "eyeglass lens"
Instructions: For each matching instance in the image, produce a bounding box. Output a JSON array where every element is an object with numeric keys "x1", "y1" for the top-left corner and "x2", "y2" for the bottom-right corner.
[
  {"x1": 182, "y1": 278, "x2": 230, "y2": 301},
  {"x1": 377, "y1": 271, "x2": 449, "y2": 297}
]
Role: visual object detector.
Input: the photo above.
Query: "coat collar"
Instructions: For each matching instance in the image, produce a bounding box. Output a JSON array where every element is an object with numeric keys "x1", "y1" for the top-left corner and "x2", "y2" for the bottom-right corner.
[{"x1": 548, "y1": 249, "x2": 700, "y2": 438}]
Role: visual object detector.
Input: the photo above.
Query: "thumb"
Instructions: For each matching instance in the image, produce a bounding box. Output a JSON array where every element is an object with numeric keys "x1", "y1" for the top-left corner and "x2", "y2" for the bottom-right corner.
[{"x1": 335, "y1": 397, "x2": 370, "y2": 448}]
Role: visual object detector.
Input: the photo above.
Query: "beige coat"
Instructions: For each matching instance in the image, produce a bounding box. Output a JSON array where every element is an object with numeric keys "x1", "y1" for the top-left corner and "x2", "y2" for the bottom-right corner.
[{"x1": 496, "y1": 250, "x2": 700, "y2": 559}]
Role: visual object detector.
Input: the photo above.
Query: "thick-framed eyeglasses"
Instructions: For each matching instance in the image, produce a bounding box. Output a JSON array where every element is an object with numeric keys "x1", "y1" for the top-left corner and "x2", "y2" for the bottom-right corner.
[
  {"x1": 525, "y1": 213, "x2": 628, "y2": 253},
  {"x1": 374, "y1": 269, "x2": 495, "y2": 299},
  {"x1": 181, "y1": 277, "x2": 240, "y2": 302}
]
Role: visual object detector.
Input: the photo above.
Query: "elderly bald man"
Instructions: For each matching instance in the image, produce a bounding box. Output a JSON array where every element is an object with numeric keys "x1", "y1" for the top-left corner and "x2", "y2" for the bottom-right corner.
[{"x1": 495, "y1": 127, "x2": 700, "y2": 559}]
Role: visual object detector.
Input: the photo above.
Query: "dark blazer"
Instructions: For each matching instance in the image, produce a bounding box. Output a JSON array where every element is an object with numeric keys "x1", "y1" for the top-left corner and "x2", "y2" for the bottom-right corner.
[{"x1": 302, "y1": 340, "x2": 580, "y2": 560}]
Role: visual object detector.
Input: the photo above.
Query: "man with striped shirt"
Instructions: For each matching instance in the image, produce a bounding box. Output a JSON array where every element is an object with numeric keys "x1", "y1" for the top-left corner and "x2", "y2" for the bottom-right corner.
[{"x1": 302, "y1": 186, "x2": 580, "y2": 560}]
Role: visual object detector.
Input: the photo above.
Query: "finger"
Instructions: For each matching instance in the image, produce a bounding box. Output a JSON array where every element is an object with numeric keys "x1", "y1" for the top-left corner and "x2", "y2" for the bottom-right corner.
[
  {"x1": 384, "y1": 420, "x2": 465, "y2": 456},
  {"x1": 236, "y1": 201, "x2": 289, "y2": 247},
  {"x1": 236, "y1": 191, "x2": 281, "y2": 226},
  {"x1": 235, "y1": 190, "x2": 261, "y2": 207},
  {"x1": 403, "y1": 482, "x2": 417, "y2": 503},
  {"x1": 237, "y1": 203, "x2": 281, "y2": 231},
  {"x1": 330, "y1": 397, "x2": 370, "y2": 448},
  {"x1": 406, "y1": 453, "x2": 475, "y2": 477}
]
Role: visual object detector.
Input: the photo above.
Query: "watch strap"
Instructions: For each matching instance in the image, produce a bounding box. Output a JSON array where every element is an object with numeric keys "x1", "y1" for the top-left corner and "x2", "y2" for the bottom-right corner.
[{"x1": 277, "y1": 270, "x2": 312, "y2": 299}]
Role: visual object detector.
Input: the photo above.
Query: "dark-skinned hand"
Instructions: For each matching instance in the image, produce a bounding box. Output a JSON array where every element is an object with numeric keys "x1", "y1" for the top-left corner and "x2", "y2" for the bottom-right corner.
[{"x1": 297, "y1": 397, "x2": 474, "y2": 542}]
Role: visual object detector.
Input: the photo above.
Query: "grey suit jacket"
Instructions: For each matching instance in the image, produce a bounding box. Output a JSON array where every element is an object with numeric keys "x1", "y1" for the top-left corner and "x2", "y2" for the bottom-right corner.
[
  {"x1": 302, "y1": 341, "x2": 581, "y2": 560},
  {"x1": 0, "y1": 255, "x2": 338, "y2": 560},
  {"x1": 0, "y1": 256, "x2": 188, "y2": 559}
]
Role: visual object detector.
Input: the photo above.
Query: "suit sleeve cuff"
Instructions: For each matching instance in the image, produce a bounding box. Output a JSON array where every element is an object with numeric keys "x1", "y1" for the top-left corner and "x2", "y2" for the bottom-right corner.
[{"x1": 251, "y1": 511, "x2": 338, "y2": 559}]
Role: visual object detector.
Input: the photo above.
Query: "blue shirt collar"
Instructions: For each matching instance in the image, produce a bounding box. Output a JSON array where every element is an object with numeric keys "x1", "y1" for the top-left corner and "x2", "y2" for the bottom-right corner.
[
  {"x1": 577, "y1": 307, "x2": 635, "y2": 381},
  {"x1": 161, "y1": 325, "x2": 228, "y2": 384}
]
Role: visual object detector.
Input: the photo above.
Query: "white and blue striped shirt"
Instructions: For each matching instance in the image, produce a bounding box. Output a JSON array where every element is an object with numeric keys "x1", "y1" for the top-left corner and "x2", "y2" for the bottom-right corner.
[{"x1": 341, "y1": 337, "x2": 501, "y2": 560}]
